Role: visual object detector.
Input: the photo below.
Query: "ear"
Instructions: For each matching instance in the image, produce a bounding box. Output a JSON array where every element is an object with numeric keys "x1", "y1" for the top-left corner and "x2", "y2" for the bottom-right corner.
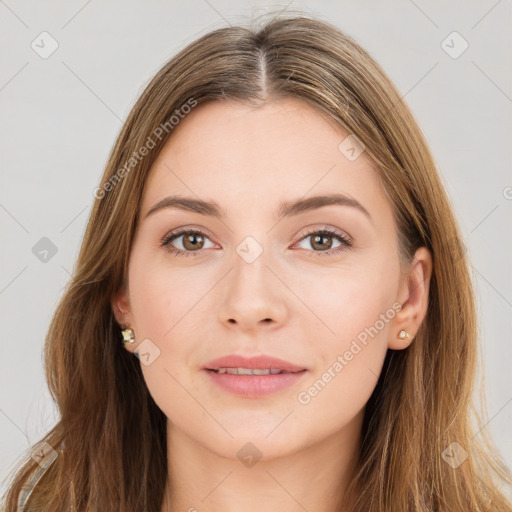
[
  {"x1": 111, "y1": 286, "x2": 138, "y2": 353},
  {"x1": 388, "y1": 246, "x2": 432, "y2": 350},
  {"x1": 111, "y1": 285, "x2": 134, "y2": 330}
]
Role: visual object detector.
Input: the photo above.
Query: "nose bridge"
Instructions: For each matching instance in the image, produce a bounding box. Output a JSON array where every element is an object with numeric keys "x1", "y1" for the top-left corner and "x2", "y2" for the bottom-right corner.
[
  {"x1": 230, "y1": 233, "x2": 272, "y2": 305},
  {"x1": 218, "y1": 233, "x2": 287, "y2": 329}
]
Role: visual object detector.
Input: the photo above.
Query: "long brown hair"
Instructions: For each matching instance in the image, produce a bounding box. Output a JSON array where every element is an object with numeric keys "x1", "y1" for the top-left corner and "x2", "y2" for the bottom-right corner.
[{"x1": 3, "y1": 11, "x2": 511, "y2": 512}]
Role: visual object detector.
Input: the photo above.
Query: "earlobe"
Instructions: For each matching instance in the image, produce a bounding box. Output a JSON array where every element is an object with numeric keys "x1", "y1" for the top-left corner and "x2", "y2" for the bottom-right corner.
[{"x1": 389, "y1": 246, "x2": 432, "y2": 350}]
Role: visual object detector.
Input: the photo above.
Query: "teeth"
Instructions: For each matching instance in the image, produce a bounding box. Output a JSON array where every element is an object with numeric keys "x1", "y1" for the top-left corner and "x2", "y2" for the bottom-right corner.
[{"x1": 215, "y1": 367, "x2": 284, "y2": 375}]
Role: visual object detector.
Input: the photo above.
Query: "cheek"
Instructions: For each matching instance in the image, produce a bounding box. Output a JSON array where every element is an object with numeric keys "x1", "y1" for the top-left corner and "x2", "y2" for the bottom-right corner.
[
  {"x1": 293, "y1": 276, "x2": 394, "y2": 434},
  {"x1": 128, "y1": 251, "x2": 200, "y2": 338},
  {"x1": 126, "y1": 253, "x2": 211, "y2": 414},
  {"x1": 292, "y1": 255, "x2": 398, "y2": 409},
  {"x1": 295, "y1": 340, "x2": 384, "y2": 445},
  {"x1": 291, "y1": 254, "x2": 399, "y2": 348}
]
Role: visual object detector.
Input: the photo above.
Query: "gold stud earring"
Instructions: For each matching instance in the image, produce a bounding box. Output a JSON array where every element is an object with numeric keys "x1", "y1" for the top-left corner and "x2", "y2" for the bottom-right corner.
[
  {"x1": 121, "y1": 328, "x2": 135, "y2": 346},
  {"x1": 398, "y1": 329, "x2": 409, "y2": 340}
]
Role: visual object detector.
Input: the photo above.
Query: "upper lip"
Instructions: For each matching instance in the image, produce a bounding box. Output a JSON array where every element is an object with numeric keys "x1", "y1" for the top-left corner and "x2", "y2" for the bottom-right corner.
[{"x1": 203, "y1": 354, "x2": 306, "y2": 373}]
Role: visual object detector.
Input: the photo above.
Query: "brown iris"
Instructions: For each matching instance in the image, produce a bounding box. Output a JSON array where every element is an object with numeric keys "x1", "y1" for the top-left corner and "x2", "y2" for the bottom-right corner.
[
  {"x1": 310, "y1": 233, "x2": 333, "y2": 251},
  {"x1": 182, "y1": 233, "x2": 205, "y2": 251}
]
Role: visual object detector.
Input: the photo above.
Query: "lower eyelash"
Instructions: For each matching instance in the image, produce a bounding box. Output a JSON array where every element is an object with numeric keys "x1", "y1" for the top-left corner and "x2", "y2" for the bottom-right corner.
[{"x1": 161, "y1": 227, "x2": 352, "y2": 257}]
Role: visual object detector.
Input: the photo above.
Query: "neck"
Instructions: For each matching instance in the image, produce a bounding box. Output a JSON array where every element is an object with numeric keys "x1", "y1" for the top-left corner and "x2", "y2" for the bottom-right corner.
[{"x1": 160, "y1": 411, "x2": 363, "y2": 512}]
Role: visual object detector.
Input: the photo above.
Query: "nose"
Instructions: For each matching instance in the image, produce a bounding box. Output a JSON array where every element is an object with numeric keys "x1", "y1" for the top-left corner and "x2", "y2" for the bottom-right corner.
[{"x1": 218, "y1": 244, "x2": 288, "y2": 332}]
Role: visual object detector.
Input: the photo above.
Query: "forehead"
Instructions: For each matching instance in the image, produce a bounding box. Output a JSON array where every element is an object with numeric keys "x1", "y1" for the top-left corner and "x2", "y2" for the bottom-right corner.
[{"x1": 140, "y1": 98, "x2": 391, "y2": 225}]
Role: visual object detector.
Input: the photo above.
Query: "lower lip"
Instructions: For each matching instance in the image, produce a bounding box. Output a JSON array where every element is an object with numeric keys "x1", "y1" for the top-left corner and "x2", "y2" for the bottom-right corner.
[{"x1": 203, "y1": 369, "x2": 308, "y2": 398}]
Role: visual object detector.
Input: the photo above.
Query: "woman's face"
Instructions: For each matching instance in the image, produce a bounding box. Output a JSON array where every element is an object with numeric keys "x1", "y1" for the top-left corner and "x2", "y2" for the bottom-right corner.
[{"x1": 113, "y1": 97, "x2": 430, "y2": 460}]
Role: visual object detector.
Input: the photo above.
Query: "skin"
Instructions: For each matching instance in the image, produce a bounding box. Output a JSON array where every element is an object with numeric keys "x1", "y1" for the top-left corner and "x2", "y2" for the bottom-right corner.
[{"x1": 112, "y1": 97, "x2": 432, "y2": 512}]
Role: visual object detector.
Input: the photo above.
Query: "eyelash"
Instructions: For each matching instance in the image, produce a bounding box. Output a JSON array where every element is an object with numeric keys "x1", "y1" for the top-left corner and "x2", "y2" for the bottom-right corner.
[{"x1": 161, "y1": 226, "x2": 353, "y2": 258}]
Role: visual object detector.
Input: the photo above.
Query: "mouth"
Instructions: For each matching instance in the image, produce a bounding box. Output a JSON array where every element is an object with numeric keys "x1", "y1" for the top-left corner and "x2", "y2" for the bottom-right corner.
[
  {"x1": 203, "y1": 360, "x2": 307, "y2": 397},
  {"x1": 203, "y1": 354, "x2": 307, "y2": 374},
  {"x1": 202, "y1": 354, "x2": 307, "y2": 397},
  {"x1": 205, "y1": 367, "x2": 304, "y2": 375}
]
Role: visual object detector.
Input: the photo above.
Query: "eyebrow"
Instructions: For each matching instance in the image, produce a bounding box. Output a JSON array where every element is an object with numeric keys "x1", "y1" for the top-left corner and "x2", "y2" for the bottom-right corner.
[{"x1": 144, "y1": 193, "x2": 372, "y2": 222}]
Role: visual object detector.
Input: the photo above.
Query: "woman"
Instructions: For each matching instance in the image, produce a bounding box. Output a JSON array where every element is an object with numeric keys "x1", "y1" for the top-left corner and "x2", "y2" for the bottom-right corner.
[{"x1": 2, "y1": 12, "x2": 511, "y2": 512}]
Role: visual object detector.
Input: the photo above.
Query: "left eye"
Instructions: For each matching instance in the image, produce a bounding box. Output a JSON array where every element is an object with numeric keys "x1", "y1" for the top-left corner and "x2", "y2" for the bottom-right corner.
[{"x1": 295, "y1": 228, "x2": 352, "y2": 255}]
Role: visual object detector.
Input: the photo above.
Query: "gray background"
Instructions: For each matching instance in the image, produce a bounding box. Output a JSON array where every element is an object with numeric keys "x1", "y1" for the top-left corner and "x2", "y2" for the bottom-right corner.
[{"x1": 1, "y1": 0, "x2": 511, "y2": 496}]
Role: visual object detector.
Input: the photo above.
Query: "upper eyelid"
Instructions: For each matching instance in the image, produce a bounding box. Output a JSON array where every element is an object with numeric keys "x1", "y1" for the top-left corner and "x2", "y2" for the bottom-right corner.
[
  {"x1": 162, "y1": 227, "x2": 215, "y2": 245},
  {"x1": 297, "y1": 225, "x2": 351, "y2": 240}
]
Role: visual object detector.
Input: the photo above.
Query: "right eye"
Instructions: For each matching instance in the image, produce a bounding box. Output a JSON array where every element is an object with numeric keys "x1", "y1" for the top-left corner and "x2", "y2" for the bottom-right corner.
[{"x1": 161, "y1": 229, "x2": 216, "y2": 257}]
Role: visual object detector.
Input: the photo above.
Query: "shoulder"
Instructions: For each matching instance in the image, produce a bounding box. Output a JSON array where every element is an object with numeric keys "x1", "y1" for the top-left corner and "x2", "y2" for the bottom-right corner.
[{"x1": 14, "y1": 464, "x2": 49, "y2": 511}]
